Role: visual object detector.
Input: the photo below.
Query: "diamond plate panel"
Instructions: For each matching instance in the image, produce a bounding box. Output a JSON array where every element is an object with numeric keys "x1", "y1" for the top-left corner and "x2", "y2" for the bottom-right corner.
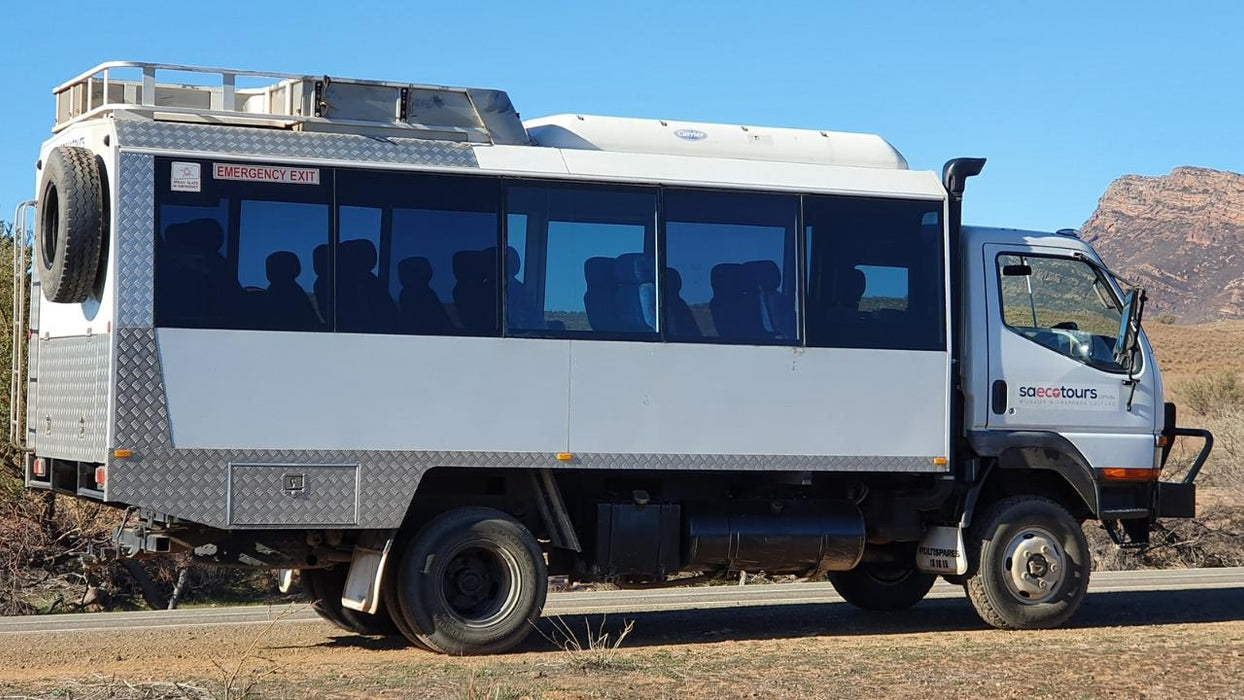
[
  {"x1": 229, "y1": 463, "x2": 357, "y2": 526},
  {"x1": 113, "y1": 327, "x2": 172, "y2": 449},
  {"x1": 115, "y1": 154, "x2": 155, "y2": 327},
  {"x1": 115, "y1": 120, "x2": 479, "y2": 168},
  {"x1": 110, "y1": 329, "x2": 947, "y2": 529},
  {"x1": 30, "y1": 335, "x2": 110, "y2": 462}
]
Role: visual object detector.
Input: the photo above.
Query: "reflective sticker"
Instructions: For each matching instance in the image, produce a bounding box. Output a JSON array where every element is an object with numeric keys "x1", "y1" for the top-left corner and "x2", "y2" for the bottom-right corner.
[
  {"x1": 170, "y1": 162, "x2": 201, "y2": 192},
  {"x1": 212, "y1": 163, "x2": 321, "y2": 185}
]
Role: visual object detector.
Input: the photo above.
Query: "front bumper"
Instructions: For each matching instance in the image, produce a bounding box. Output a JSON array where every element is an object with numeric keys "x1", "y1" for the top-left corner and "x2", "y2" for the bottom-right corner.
[{"x1": 1154, "y1": 425, "x2": 1214, "y2": 519}]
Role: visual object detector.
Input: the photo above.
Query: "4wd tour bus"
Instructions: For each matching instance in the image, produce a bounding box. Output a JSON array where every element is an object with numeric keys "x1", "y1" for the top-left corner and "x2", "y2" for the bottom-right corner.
[{"x1": 10, "y1": 62, "x2": 1212, "y2": 654}]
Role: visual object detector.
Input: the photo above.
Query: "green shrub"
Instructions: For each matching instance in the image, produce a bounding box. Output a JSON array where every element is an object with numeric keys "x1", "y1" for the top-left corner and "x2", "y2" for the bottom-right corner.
[{"x1": 1175, "y1": 371, "x2": 1244, "y2": 417}]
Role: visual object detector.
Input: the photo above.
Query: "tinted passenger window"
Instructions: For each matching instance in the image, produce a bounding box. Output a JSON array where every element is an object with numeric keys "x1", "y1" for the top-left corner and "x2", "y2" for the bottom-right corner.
[
  {"x1": 506, "y1": 183, "x2": 658, "y2": 337},
  {"x1": 664, "y1": 190, "x2": 798, "y2": 344},
  {"x1": 336, "y1": 172, "x2": 502, "y2": 335},
  {"x1": 998, "y1": 254, "x2": 1128, "y2": 372},
  {"x1": 154, "y1": 159, "x2": 330, "y2": 331},
  {"x1": 805, "y1": 196, "x2": 944, "y2": 351}
]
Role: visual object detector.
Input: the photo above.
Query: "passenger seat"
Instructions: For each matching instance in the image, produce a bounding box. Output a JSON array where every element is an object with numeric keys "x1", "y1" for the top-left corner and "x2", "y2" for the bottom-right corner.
[{"x1": 613, "y1": 253, "x2": 656, "y2": 332}]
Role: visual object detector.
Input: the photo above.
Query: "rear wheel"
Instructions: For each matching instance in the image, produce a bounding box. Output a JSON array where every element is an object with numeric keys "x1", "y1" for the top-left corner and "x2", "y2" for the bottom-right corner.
[
  {"x1": 963, "y1": 495, "x2": 1090, "y2": 629},
  {"x1": 828, "y1": 563, "x2": 936, "y2": 611},
  {"x1": 393, "y1": 507, "x2": 547, "y2": 655},
  {"x1": 303, "y1": 566, "x2": 398, "y2": 636}
]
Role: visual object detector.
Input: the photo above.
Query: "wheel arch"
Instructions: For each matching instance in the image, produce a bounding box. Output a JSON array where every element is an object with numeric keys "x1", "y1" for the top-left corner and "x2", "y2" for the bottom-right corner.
[{"x1": 964, "y1": 431, "x2": 1099, "y2": 526}]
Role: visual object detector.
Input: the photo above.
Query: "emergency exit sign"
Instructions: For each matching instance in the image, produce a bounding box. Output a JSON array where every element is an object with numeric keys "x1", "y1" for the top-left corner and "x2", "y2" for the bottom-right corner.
[{"x1": 213, "y1": 163, "x2": 321, "y2": 185}]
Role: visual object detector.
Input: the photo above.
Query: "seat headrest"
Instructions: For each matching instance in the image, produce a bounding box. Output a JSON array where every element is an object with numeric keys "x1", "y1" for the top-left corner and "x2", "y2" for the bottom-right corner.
[
  {"x1": 711, "y1": 263, "x2": 745, "y2": 293},
  {"x1": 665, "y1": 267, "x2": 683, "y2": 293},
  {"x1": 584, "y1": 256, "x2": 616, "y2": 286},
  {"x1": 399, "y1": 256, "x2": 433, "y2": 286},
  {"x1": 506, "y1": 246, "x2": 522, "y2": 277},
  {"x1": 745, "y1": 260, "x2": 781, "y2": 292},
  {"x1": 835, "y1": 268, "x2": 867, "y2": 304},
  {"x1": 341, "y1": 239, "x2": 378, "y2": 272},
  {"x1": 453, "y1": 249, "x2": 493, "y2": 281},
  {"x1": 265, "y1": 251, "x2": 301, "y2": 282},
  {"x1": 614, "y1": 253, "x2": 654, "y2": 284},
  {"x1": 312, "y1": 244, "x2": 328, "y2": 274},
  {"x1": 178, "y1": 218, "x2": 224, "y2": 254}
]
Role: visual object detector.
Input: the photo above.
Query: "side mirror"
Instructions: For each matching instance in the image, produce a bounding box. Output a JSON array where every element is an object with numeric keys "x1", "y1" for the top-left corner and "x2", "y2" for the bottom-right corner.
[{"x1": 1113, "y1": 287, "x2": 1146, "y2": 370}]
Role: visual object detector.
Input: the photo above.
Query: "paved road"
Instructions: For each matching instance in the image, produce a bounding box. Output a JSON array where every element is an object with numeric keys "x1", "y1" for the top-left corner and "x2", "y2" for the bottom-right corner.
[{"x1": 1, "y1": 566, "x2": 1241, "y2": 637}]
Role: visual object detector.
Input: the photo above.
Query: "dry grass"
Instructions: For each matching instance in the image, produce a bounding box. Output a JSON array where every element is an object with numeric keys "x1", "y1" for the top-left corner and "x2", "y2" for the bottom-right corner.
[
  {"x1": 1145, "y1": 319, "x2": 1244, "y2": 384},
  {"x1": 537, "y1": 615, "x2": 638, "y2": 672}
]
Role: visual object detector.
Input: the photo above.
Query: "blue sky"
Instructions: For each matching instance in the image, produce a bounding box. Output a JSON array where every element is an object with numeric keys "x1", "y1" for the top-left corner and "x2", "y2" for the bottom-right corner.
[{"x1": 2, "y1": 1, "x2": 1240, "y2": 233}]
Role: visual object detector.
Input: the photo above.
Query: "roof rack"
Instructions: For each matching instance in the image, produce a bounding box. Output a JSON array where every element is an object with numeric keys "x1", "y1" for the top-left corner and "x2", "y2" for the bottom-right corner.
[{"x1": 52, "y1": 61, "x2": 530, "y2": 145}]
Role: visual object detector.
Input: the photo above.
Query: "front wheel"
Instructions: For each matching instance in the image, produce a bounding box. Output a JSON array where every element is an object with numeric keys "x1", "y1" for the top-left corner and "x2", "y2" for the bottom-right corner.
[
  {"x1": 963, "y1": 495, "x2": 1090, "y2": 629},
  {"x1": 828, "y1": 563, "x2": 936, "y2": 611},
  {"x1": 393, "y1": 507, "x2": 547, "y2": 655}
]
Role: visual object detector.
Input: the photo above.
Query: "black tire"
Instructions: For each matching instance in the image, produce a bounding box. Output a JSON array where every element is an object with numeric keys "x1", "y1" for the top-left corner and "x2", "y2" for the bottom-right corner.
[
  {"x1": 963, "y1": 496, "x2": 1090, "y2": 630},
  {"x1": 380, "y1": 531, "x2": 432, "y2": 651},
  {"x1": 828, "y1": 563, "x2": 937, "y2": 611},
  {"x1": 303, "y1": 566, "x2": 399, "y2": 636},
  {"x1": 394, "y1": 507, "x2": 547, "y2": 655},
  {"x1": 36, "y1": 146, "x2": 106, "y2": 303}
]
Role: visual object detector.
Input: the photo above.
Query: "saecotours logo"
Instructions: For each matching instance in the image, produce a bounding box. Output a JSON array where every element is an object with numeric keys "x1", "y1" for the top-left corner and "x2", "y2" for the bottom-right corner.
[{"x1": 1017, "y1": 386, "x2": 1099, "y2": 399}]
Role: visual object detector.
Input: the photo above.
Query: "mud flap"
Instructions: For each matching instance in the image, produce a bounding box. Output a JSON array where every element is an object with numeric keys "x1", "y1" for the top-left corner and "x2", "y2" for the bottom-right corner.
[
  {"x1": 916, "y1": 525, "x2": 968, "y2": 575},
  {"x1": 341, "y1": 536, "x2": 393, "y2": 614}
]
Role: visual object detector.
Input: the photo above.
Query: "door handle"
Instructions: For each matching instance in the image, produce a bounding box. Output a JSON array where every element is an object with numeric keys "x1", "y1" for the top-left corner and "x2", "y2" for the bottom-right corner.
[{"x1": 992, "y1": 380, "x2": 1008, "y2": 415}]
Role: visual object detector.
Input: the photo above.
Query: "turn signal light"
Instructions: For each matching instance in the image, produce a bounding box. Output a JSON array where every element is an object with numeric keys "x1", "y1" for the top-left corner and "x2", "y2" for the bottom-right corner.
[
  {"x1": 932, "y1": 456, "x2": 949, "y2": 466},
  {"x1": 1156, "y1": 435, "x2": 1170, "y2": 447},
  {"x1": 113, "y1": 449, "x2": 133, "y2": 459},
  {"x1": 556, "y1": 453, "x2": 574, "y2": 462},
  {"x1": 1101, "y1": 467, "x2": 1160, "y2": 482}
]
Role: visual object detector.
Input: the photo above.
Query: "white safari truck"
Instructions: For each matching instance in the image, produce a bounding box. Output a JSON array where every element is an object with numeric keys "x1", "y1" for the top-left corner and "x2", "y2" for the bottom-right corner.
[{"x1": 11, "y1": 62, "x2": 1211, "y2": 654}]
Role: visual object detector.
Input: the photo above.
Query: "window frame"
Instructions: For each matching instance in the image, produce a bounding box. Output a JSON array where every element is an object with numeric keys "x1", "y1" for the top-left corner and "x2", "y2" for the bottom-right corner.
[
  {"x1": 152, "y1": 156, "x2": 334, "y2": 332},
  {"x1": 501, "y1": 177, "x2": 661, "y2": 342},
  {"x1": 801, "y1": 193, "x2": 947, "y2": 352},
  {"x1": 993, "y1": 251, "x2": 1136, "y2": 375},
  {"x1": 151, "y1": 158, "x2": 951, "y2": 353},
  {"x1": 658, "y1": 186, "x2": 803, "y2": 347},
  {"x1": 334, "y1": 167, "x2": 505, "y2": 337}
]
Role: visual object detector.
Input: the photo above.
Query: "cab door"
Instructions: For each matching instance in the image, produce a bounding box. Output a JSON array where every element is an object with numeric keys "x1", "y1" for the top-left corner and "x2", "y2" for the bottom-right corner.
[{"x1": 983, "y1": 243, "x2": 1158, "y2": 471}]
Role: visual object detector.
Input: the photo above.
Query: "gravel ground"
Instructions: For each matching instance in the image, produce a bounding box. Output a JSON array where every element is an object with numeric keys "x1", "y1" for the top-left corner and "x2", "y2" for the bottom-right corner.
[{"x1": 2, "y1": 586, "x2": 1243, "y2": 699}]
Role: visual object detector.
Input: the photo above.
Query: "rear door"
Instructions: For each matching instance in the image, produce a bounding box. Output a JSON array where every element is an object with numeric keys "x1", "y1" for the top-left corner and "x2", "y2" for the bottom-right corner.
[{"x1": 983, "y1": 243, "x2": 1157, "y2": 471}]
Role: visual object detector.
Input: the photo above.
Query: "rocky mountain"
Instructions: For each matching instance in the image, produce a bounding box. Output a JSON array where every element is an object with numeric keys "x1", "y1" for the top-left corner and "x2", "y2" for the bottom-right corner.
[{"x1": 1079, "y1": 167, "x2": 1244, "y2": 323}]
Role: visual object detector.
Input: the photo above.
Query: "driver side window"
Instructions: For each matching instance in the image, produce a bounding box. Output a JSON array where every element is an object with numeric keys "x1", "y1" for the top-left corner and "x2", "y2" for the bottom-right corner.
[{"x1": 997, "y1": 254, "x2": 1130, "y2": 372}]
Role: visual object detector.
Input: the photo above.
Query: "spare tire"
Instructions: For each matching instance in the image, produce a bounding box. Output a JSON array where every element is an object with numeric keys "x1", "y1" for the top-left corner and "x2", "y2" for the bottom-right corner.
[{"x1": 36, "y1": 146, "x2": 106, "y2": 303}]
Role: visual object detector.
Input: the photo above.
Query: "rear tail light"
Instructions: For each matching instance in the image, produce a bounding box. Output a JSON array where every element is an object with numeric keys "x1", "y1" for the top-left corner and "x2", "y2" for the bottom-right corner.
[
  {"x1": 32, "y1": 457, "x2": 46, "y2": 477},
  {"x1": 94, "y1": 466, "x2": 107, "y2": 486}
]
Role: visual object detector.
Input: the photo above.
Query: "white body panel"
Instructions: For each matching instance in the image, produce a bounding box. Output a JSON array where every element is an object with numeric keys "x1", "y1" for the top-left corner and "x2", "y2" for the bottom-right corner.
[
  {"x1": 34, "y1": 121, "x2": 119, "y2": 339},
  {"x1": 159, "y1": 329, "x2": 572, "y2": 452},
  {"x1": 159, "y1": 329, "x2": 948, "y2": 459},
  {"x1": 568, "y1": 342, "x2": 948, "y2": 456}
]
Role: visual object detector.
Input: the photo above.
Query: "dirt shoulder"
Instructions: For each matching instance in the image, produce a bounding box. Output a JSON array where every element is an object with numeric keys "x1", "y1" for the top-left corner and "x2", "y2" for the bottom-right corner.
[{"x1": 3, "y1": 588, "x2": 1243, "y2": 699}]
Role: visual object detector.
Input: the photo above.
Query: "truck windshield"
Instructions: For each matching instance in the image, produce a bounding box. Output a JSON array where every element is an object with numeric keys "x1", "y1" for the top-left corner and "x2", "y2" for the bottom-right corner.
[{"x1": 997, "y1": 253, "x2": 1137, "y2": 373}]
